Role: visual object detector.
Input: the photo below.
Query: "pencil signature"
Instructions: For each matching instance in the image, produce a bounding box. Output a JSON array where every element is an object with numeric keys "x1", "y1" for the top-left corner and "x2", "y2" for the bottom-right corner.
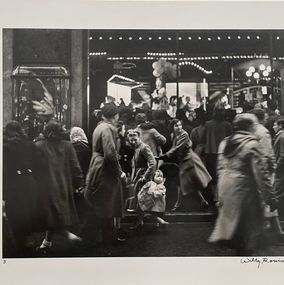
[{"x1": 240, "y1": 257, "x2": 284, "y2": 268}]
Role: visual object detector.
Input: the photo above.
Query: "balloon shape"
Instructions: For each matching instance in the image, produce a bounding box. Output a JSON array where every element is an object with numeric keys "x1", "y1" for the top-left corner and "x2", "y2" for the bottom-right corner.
[
  {"x1": 159, "y1": 58, "x2": 167, "y2": 68},
  {"x1": 165, "y1": 62, "x2": 172, "y2": 69},
  {"x1": 153, "y1": 70, "x2": 161, "y2": 77},
  {"x1": 155, "y1": 67, "x2": 164, "y2": 75},
  {"x1": 152, "y1": 61, "x2": 159, "y2": 69}
]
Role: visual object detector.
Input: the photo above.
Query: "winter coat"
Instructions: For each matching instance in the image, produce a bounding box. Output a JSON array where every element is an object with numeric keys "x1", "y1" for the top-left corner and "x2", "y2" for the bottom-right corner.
[
  {"x1": 127, "y1": 142, "x2": 156, "y2": 210},
  {"x1": 190, "y1": 125, "x2": 206, "y2": 160},
  {"x1": 273, "y1": 130, "x2": 284, "y2": 197},
  {"x1": 72, "y1": 141, "x2": 92, "y2": 178},
  {"x1": 165, "y1": 130, "x2": 211, "y2": 195},
  {"x1": 35, "y1": 139, "x2": 84, "y2": 228},
  {"x1": 85, "y1": 121, "x2": 124, "y2": 218},
  {"x1": 136, "y1": 122, "x2": 166, "y2": 156},
  {"x1": 3, "y1": 139, "x2": 46, "y2": 235},
  {"x1": 203, "y1": 120, "x2": 232, "y2": 154},
  {"x1": 209, "y1": 132, "x2": 274, "y2": 250},
  {"x1": 137, "y1": 181, "x2": 166, "y2": 212}
]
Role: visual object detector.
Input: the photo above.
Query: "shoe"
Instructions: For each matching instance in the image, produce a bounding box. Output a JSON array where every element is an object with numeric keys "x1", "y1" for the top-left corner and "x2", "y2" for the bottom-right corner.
[
  {"x1": 36, "y1": 240, "x2": 52, "y2": 255},
  {"x1": 66, "y1": 232, "x2": 82, "y2": 244},
  {"x1": 116, "y1": 229, "x2": 127, "y2": 242},
  {"x1": 200, "y1": 200, "x2": 209, "y2": 210},
  {"x1": 126, "y1": 209, "x2": 136, "y2": 213},
  {"x1": 170, "y1": 205, "x2": 181, "y2": 212},
  {"x1": 129, "y1": 222, "x2": 143, "y2": 230}
]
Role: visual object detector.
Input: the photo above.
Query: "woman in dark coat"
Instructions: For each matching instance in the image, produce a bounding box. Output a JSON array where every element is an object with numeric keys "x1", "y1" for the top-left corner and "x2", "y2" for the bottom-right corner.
[
  {"x1": 85, "y1": 103, "x2": 125, "y2": 244},
  {"x1": 35, "y1": 120, "x2": 84, "y2": 252},
  {"x1": 3, "y1": 121, "x2": 46, "y2": 256},
  {"x1": 70, "y1": 127, "x2": 92, "y2": 177},
  {"x1": 158, "y1": 119, "x2": 211, "y2": 211},
  {"x1": 69, "y1": 126, "x2": 93, "y2": 242}
]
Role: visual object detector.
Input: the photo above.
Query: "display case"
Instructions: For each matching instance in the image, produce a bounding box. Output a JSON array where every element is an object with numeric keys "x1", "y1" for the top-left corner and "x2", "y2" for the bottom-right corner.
[{"x1": 11, "y1": 65, "x2": 70, "y2": 139}]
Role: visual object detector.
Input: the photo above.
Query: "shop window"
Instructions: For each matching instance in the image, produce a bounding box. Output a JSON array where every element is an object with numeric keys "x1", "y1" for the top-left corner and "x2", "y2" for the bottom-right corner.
[{"x1": 11, "y1": 65, "x2": 70, "y2": 139}]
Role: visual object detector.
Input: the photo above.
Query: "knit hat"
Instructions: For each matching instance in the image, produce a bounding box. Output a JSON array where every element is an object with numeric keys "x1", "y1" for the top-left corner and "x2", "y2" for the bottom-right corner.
[{"x1": 101, "y1": 103, "x2": 119, "y2": 119}]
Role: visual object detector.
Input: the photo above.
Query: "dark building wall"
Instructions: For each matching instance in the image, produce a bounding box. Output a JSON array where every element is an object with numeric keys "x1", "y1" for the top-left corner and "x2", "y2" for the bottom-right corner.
[
  {"x1": 13, "y1": 29, "x2": 71, "y2": 65},
  {"x1": 3, "y1": 29, "x2": 14, "y2": 125}
]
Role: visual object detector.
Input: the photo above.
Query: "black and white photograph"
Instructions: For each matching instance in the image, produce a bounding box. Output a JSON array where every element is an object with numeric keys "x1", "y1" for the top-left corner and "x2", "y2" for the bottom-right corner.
[{"x1": 1, "y1": 1, "x2": 284, "y2": 284}]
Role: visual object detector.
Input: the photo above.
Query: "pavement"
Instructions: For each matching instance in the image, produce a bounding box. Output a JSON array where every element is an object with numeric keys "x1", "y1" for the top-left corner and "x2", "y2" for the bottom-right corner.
[{"x1": 7, "y1": 218, "x2": 284, "y2": 258}]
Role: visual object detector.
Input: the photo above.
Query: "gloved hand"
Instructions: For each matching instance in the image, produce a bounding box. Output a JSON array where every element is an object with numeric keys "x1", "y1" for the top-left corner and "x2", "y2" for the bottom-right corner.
[{"x1": 156, "y1": 154, "x2": 167, "y2": 161}]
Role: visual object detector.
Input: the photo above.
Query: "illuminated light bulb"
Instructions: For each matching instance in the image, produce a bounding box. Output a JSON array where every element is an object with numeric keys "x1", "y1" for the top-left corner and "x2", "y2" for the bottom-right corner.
[
  {"x1": 253, "y1": 72, "x2": 260, "y2": 79},
  {"x1": 208, "y1": 37, "x2": 211, "y2": 41},
  {"x1": 237, "y1": 36, "x2": 241, "y2": 39},
  {"x1": 119, "y1": 37, "x2": 122, "y2": 40},
  {"x1": 249, "y1": 66, "x2": 255, "y2": 73},
  {"x1": 217, "y1": 36, "x2": 221, "y2": 40},
  {"x1": 246, "y1": 70, "x2": 252, "y2": 77},
  {"x1": 89, "y1": 37, "x2": 93, "y2": 40},
  {"x1": 129, "y1": 37, "x2": 132, "y2": 40},
  {"x1": 139, "y1": 37, "x2": 142, "y2": 40},
  {"x1": 277, "y1": 36, "x2": 280, "y2": 40},
  {"x1": 266, "y1": 66, "x2": 272, "y2": 72},
  {"x1": 188, "y1": 37, "x2": 192, "y2": 40},
  {"x1": 259, "y1": 64, "x2": 266, "y2": 71},
  {"x1": 228, "y1": 36, "x2": 231, "y2": 39},
  {"x1": 109, "y1": 37, "x2": 112, "y2": 40},
  {"x1": 158, "y1": 36, "x2": 162, "y2": 40},
  {"x1": 257, "y1": 36, "x2": 260, "y2": 39},
  {"x1": 263, "y1": 70, "x2": 269, "y2": 77},
  {"x1": 168, "y1": 37, "x2": 172, "y2": 40},
  {"x1": 198, "y1": 37, "x2": 202, "y2": 40},
  {"x1": 179, "y1": 37, "x2": 182, "y2": 40},
  {"x1": 247, "y1": 36, "x2": 250, "y2": 39},
  {"x1": 149, "y1": 37, "x2": 152, "y2": 40},
  {"x1": 99, "y1": 37, "x2": 103, "y2": 40}
]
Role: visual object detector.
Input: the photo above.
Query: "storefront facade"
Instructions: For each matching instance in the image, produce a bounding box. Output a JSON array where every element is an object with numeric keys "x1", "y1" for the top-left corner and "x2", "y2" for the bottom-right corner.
[{"x1": 3, "y1": 29, "x2": 284, "y2": 137}]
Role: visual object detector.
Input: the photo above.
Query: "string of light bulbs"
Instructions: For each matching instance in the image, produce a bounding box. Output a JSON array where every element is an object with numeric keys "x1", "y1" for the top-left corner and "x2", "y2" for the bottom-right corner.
[{"x1": 89, "y1": 35, "x2": 282, "y2": 41}]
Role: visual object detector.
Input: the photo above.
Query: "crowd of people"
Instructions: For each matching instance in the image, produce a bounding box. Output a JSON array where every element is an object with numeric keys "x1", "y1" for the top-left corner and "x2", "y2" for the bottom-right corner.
[{"x1": 3, "y1": 94, "x2": 284, "y2": 257}]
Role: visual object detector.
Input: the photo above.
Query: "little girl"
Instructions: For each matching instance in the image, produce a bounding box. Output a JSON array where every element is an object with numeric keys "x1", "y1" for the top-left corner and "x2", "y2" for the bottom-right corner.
[{"x1": 134, "y1": 170, "x2": 168, "y2": 227}]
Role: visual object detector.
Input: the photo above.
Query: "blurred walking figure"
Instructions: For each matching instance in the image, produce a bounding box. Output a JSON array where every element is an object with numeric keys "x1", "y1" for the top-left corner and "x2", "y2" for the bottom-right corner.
[
  {"x1": 273, "y1": 117, "x2": 284, "y2": 233},
  {"x1": 202, "y1": 106, "x2": 232, "y2": 202},
  {"x1": 3, "y1": 121, "x2": 46, "y2": 257},
  {"x1": 157, "y1": 119, "x2": 211, "y2": 212},
  {"x1": 250, "y1": 109, "x2": 284, "y2": 241},
  {"x1": 35, "y1": 120, "x2": 84, "y2": 253},
  {"x1": 85, "y1": 103, "x2": 126, "y2": 244},
  {"x1": 209, "y1": 114, "x2": 276, "y2": 255}
]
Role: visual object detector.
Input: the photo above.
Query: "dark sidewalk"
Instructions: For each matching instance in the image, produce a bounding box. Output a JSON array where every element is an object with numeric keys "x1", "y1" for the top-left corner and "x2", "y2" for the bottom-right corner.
[{"x1": 9, "y1": 220, "x2": 284, "y2": 258}]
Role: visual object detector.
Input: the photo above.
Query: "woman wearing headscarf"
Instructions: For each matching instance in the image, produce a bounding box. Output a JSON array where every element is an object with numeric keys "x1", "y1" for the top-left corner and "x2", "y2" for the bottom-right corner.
[
  {"x1": 70, "y1": 127, "x2": 91, "y2": 178},
  {"x1": 3, "y1": 121, "x2": 46, "y2": 257},
  {"x1": 35, "y1": 120, "x2": 84, "y2": 253},
  {"x1": 69, "y1": 127, "x2": 93, "y2": 242},
  {"x1": 85, "y1": 103, "x2": 126, "y2": 244},
  {"x1": 209, "y1": 113, "x2": 276, "y2": 255}
]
